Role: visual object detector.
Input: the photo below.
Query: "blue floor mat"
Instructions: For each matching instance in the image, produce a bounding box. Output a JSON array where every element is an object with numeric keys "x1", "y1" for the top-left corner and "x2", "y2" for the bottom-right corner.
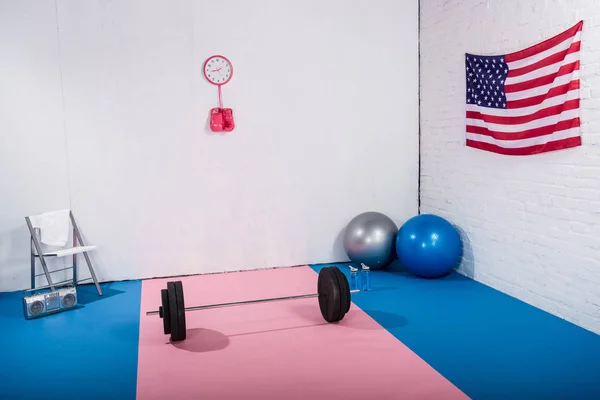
[{"x1": 0, "y1": 281, "x2": 141, "y2": 400}]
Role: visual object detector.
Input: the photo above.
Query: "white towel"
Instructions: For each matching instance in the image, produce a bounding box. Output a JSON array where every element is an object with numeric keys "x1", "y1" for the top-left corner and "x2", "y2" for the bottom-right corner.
[{"x1": 29, "y1": 209, "x2": 71, "y2": 247}]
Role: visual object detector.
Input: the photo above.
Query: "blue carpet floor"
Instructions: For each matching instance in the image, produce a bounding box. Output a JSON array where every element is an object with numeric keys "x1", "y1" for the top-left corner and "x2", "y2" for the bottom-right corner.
[
  {"x1": 0, "y1": 281, "x2": 141, "y2": 400},
  {"x1": 310, "y1": 262, "x2": 600, "y2": 400}
]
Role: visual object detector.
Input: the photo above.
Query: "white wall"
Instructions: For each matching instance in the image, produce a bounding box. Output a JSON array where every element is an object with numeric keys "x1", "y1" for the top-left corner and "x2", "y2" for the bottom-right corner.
[
  {"x1": 420, "y1": 0, "x2": 600, "y2": 334},
  {"x1": 0, "y1": 0, "x2": 419, "y2": 291},
  {"x1": 0, "y1": 1, "x2": 72, "y2": 291}
]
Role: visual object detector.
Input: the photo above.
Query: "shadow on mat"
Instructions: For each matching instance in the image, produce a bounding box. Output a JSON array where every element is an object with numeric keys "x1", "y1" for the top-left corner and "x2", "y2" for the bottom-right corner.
[
  {"x1": 171, "y1": 303, "x2": 409, "y2": 353},
  {"x1": 171, "y1": 328, "x2": 230, "y2": 353},
  {"x1": 289, "y1": 303, "x2": 408, "y2": 330},
  {"x1": 388, "y1": 271, "x2": 467, "y2": 281},
  {"x1": 228, "y1": 323, "x2": 329, "y2": 338},
  {"x1": 172, "y1": 323, "x2": 329, "y2": 353},
  {"x1": 288, "y1": 302, "x2": 325, "y2": 323},
  {"x1": 77, "y1": 284, "x2": 125, "y2": 305}
]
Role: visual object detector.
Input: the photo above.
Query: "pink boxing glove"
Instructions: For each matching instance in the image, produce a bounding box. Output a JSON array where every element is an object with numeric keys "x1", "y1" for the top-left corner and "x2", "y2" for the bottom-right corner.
[
  {"x1": 210, "y1": 108, "x2": 224, "y2": 132},
  {"x1": 222, "y1": 108, "x2": 235, "y2": 132}
]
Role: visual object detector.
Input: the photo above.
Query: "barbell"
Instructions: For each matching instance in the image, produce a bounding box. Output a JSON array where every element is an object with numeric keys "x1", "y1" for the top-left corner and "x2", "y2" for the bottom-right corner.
[{"x1": 146, "y1": 266, "x2": 357, "y2": 342}]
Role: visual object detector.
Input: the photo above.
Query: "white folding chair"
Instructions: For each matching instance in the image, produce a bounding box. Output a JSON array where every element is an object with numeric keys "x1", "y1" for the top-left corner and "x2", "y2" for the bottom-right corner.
[{"x1": 25, "y1": 209, "x2": 103, "y2": 296}]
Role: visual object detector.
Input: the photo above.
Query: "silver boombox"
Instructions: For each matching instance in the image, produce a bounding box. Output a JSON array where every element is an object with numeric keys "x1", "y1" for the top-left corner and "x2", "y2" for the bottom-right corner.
[{"x1": 22, "y1": 286, "x2": 78, "y2": 319}]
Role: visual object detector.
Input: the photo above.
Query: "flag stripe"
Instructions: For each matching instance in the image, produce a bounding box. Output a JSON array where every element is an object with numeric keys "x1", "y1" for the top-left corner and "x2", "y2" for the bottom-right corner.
[
  {"x1": 467, "y1": 108, "x2": 578, "y2": 133},
  {"x1": 505, "y1": 51, "x2": 580, "y2": 85},
  {"x1": 466, "y1": 89, "x2": 579, "y2": 117},
  {"x1": 466, "y1": 136, "x2": 581, "y2": 155},
  {"x1": 467, "y1": 117, "x2": 580, "y2": 141},
  {"x1": 506, "y1": 71, "x2": 576, "y2": 101},
  {"x1": 504, "y1": 21, "x2": 583, "y2": 63},
  {"x1": 466, "y1": 99, "x2": 579, "y2": 125},
  {"x1": 504, "y1": 60, "x2": 579, "y2": 93},
  {"x1": 505, "y1": 31, "x2": 581, "y2": 70},
  {"x1": 507, "y1": 79, "x2": 579, "y2": 109},
  {"x1": 466, "y1": 127, "x2": 580, "y2": 149},
  {"x1": 506, "y1": 40, "x2": 580, "y2": 78}
]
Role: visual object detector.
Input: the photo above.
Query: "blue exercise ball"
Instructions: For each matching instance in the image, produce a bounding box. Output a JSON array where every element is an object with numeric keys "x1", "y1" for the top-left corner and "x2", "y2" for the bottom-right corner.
[{"x1": 395, "y1": 214, "x2": 462, "y2": 278}]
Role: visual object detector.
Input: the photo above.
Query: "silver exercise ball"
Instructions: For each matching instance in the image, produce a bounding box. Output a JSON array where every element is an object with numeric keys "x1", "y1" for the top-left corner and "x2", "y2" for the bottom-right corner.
[{"x1": 342, "y1": 211, "x2": 398, "y2": 269}]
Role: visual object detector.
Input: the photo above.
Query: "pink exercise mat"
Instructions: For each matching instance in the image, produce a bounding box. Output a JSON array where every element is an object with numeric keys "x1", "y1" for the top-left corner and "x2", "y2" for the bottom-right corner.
[{"x1": 136, "y1": 266, "x2": 468, "y2": 400}]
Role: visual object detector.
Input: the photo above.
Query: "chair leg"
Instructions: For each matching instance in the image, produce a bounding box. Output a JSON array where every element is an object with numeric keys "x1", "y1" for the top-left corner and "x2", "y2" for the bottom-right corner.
[
  {"x1": 72, "y1": 228, "x2": 78, "y2": 285},
  {"x1": 82, "y1": 251, "x2": 102, "y2": 296},
  {"x1": 70, "y1": 212, "x2": 102, "y2": 296},
  {"x1": 25, "y1": 217, "x2": 56, "y2": 292},
  {"x1": 30, "y1": 237, "x2": 36, "y2": 290}
]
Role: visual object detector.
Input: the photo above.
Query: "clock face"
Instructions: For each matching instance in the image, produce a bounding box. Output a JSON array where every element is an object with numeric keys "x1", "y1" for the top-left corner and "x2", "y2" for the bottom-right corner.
[{"x1": 203, "y1": 55, "x2": 233, "y2": 85}]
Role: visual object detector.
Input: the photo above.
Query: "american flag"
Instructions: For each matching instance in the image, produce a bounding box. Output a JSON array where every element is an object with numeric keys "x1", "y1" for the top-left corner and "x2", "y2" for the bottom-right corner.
[{"x1": 465, "y1": 21, "x2": 583, "y2": 155}]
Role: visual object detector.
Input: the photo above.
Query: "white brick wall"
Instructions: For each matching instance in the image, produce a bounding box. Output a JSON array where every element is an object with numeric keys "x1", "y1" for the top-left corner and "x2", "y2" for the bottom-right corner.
[{"x1": 420, "y1": 0, "x2": 600, "y2": 334}]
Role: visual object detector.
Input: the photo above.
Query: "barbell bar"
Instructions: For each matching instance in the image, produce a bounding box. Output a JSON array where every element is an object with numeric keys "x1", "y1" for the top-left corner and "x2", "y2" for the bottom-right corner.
[
  {"x1": 147, "y1": 266, "x2": 357, "y2": 342},
  {"x1": 146, "y1": 290, "x2": 359, "y2": 315}
]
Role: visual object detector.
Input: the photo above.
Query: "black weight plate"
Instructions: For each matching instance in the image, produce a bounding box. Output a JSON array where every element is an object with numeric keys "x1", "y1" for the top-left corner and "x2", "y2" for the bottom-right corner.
[
  {"x1": 340, "y1": 266, "x2": 351, "y2": 314},
  {"x1": 167, "y1": 282, "x2": 182, "y2": 342},
  {"x1": 329, "y1": 266, "x2": 345, "y2": 322},
  {"x1": 332, "y1": 266, "x2": 350, "y2": 319},
  {"x1": 318, "y1": 268, "x2": 332, "y2": 321},
  {"x1": 328, "y1": 267, "x2": 342, "y2": 322},
  {"x1": 317, "y1": 267, "x2": 330, "y2": 321},
  {"x1": 161, "y1": 289, "x2": 171, "y2": 335},
  {"x1": 318, "y1": 267, "x2": 342, "y2": 323},
  {"x1": 173, "y1": 281, "x2": 186, "y2": 341}
]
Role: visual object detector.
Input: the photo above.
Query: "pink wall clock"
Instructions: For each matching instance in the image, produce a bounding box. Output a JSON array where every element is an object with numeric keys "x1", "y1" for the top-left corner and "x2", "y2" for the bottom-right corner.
[
  {"x1": 203, "y1": 55, "x2": 235, "y2": 133},
  {"x1": 203, "y1": 55, "x2": 233, "y2": 86}
]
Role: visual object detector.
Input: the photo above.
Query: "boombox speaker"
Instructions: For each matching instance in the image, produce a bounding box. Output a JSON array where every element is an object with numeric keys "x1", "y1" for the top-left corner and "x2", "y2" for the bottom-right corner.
[{"x1": 23, "y1": 286, "x2": 78, "y2": 320}]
